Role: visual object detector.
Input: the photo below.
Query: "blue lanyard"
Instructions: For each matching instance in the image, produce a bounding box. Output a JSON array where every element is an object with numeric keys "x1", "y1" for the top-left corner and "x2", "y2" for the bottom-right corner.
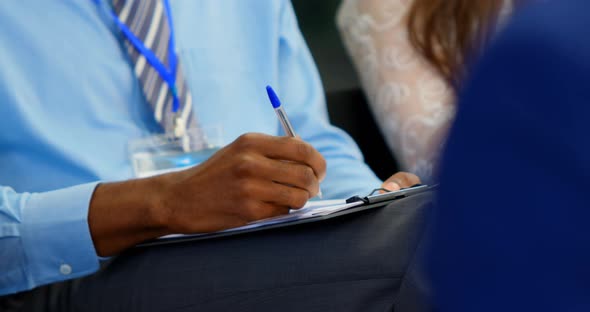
[{"x1": 93, "y1": 0, "x2": 181, "y2": 113}]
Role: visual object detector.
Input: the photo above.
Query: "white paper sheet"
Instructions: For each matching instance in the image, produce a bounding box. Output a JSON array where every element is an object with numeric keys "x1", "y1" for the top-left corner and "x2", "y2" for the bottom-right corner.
[{"x1": 160, "y1": 199, "x2": 363, "y2": 240}]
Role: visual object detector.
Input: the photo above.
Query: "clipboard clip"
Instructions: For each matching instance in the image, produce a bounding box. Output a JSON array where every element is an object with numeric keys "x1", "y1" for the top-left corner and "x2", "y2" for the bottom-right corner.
[
  {"x1": 345, "y1": 195, "x2": 369, "y2": 204},
  {"x1": 346, "y1": 184, "x2": 433, "y2": 205},
  {"x1": 345, "y1": 188, "x2": 391, "y2": 204}
]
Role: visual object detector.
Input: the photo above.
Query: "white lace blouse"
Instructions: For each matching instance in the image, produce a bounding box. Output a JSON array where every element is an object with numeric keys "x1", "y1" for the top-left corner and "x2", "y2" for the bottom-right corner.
[{"x1": 337, "y1": 0, "x2": 512, "y2": 182}]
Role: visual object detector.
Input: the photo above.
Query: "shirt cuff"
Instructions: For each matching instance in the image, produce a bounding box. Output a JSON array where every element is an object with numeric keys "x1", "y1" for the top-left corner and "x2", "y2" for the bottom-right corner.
[{"x1": 21, "y1": 182, "x2": 100, "y2": 289}]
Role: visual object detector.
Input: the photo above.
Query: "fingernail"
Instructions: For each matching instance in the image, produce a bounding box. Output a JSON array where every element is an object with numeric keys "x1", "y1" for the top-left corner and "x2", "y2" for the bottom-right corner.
[{"x1": 385, "y1": 182, "x2": 401, "y2": 191}]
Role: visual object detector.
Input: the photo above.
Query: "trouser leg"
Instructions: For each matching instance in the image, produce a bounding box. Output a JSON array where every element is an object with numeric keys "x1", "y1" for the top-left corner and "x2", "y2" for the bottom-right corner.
[
  {"x1": 1, "y1": 279, "x2": 73, "y2": 312},
  {"x1": 9, "y1": 192, "x2": 433, "y2": 312}
]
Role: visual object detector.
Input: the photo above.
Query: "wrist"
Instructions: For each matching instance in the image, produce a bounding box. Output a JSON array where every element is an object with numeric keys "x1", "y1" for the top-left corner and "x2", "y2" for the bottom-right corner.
[
  {"x1": 141, "y1": 175, "x2": 172, "y2": 234},
  {"x1": 88, "y1": 177, "x2": 170, "y2": 256}
]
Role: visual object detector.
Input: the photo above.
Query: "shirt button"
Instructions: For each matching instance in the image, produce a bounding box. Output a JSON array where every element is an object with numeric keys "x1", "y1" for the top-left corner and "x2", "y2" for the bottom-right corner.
[{"x1": 59, "y1": 264, "x2": 72, "y2": 275}]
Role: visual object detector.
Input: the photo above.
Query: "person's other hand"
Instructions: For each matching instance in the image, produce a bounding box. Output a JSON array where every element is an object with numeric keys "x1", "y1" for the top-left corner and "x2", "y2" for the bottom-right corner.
[
  {"x1": 381, "y1": 172, "x2": 421, "y2": 192},
  {"x1": 155, "y1": 133, "x2": 327, "y2": 234}
]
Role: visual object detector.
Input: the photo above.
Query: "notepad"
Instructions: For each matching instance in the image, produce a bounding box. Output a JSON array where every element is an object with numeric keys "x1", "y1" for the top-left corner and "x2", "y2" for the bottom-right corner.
[
  {"x1": 139, "y1": 184, "x2": 436, "y2": 247},
  {"x1": 159, "y1": 199, "x2": 364, "y2": 240}
]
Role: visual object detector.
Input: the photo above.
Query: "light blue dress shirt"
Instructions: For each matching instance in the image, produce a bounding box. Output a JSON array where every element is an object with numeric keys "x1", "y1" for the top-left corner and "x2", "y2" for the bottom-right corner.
[{"x1": 0, "y1": 0, "x2": 381, "y2": 295}]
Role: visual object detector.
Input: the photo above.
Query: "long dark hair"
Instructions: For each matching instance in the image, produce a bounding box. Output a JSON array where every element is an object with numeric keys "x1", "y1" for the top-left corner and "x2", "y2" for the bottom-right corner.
[{"x1": 407, "y1": 0, "x2": 504, "y2": 88}]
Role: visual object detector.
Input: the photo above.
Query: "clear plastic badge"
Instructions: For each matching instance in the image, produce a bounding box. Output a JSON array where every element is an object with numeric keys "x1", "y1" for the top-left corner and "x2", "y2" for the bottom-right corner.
[{"x1": 129, "y1": 126, "x2": 223, "y2": 178}]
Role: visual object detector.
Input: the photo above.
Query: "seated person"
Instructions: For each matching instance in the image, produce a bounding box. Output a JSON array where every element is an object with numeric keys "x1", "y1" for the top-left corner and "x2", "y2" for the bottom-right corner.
[
  {"x1": 338, "y1": 0, "x2": 520, "y2": 181},
  {"x1": 0, "y1": 1, "x2": 421, "y2": 310},
  {"x1": 430, "y1": 0, "x2": 590, "y2": 310}
]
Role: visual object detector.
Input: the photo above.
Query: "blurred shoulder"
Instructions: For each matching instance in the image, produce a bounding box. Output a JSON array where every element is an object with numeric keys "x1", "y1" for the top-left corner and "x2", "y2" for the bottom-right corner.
[
  {"x1": 457, "y1": 0, "x2": 590, "y2": 128},
  {"x1": 498, "y1": 0, "x2": 590, "y2": 50}
]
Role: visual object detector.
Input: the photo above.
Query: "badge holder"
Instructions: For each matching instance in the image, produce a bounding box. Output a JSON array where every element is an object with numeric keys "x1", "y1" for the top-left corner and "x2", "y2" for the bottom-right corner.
[{"x1": 129, "y1": 126, "x2": 223, "y2": 178}]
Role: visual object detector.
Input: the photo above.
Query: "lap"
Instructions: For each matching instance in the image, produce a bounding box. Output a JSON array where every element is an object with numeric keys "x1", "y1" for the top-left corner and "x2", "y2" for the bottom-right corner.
[{"x1": 14, "y1": 192, "x2": 433, "y2": 312}]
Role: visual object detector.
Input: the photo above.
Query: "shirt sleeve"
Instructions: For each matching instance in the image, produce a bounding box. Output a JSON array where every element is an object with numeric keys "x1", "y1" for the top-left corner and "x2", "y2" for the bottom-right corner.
[
  {"x1": 337, "y1": 0, "x2": 456, "y2": 182},
  {"x1": 276, "y1": 0, "x2": 382, "y2": 199},
  {"x1": 0, "y1": 182, "x2": 100, "y2": 295}
]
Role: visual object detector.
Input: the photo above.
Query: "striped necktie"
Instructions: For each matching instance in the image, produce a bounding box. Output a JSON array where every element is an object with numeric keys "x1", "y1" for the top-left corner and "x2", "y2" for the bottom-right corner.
[{"x1": 114, "y1": 0, "x2": 205, "y2": 146}]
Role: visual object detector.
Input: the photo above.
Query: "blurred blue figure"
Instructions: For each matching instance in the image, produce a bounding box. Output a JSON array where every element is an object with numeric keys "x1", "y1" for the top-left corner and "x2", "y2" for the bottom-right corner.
[{"x1": 431, "y1": 0, "x2": 590, "y2": 310}]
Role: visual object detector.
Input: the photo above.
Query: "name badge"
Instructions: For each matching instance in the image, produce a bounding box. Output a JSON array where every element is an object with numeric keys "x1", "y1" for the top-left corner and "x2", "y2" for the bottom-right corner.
[{"x1": 128, "y1": 126, "x2": 223, "y2": 178}]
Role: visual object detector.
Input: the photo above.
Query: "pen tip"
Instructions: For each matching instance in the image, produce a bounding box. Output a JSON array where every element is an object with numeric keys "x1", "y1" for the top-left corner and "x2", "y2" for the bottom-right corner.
[{"x1": 266, "y1": 85, "x2": 281, "y2": 109}]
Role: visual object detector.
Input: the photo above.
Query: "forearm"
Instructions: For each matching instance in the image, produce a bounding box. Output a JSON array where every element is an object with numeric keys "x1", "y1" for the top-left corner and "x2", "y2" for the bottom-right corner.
[{"x1": 88, "y1": 177, "x2": 169, "y2": 257}]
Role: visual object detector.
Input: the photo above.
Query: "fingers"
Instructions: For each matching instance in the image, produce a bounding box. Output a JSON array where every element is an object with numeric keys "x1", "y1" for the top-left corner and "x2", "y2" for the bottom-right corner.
[
  {"x1": 382, "y1": 181, "x2": 401, "y2": 192},
  {"x1": 232, "y1": 133, "x2": 327, "y2": 182},
  {"x1": 231, "y1": 152, "x2": 320, "y2": 198},
  {"x1": 239, "y1": 200, "x2": 291, "y2": 222},
  {"x1": 265, "y1": 138, "x2": 326, "y2": 182},
  {"x1": 231, "y1": 179, "x2": 311, "y2": 222},
  {"x1": 260, "y1": 158, "x2": 320, "y2": 197},
  {"x1": 382, "y1": 172, "x2": 422, "y2": 191},
  {"x1": 265, "y1": 181, "x2": 310, "y2": 209},
  {"x1": 235, "y1": 179, "x2": 311, "y2": 210}
]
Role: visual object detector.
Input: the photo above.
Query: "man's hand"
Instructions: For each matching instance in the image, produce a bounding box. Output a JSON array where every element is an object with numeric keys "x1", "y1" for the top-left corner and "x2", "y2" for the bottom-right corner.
[
  {"x1": 156, "y1": 133, "x2": 326, "y2": 233},
  {"x1": 381, "y1": 172, "x2": 421, "y2": 192},
  {"x1": 89, "y1": 133, "x2": 326, "y2": 256}
]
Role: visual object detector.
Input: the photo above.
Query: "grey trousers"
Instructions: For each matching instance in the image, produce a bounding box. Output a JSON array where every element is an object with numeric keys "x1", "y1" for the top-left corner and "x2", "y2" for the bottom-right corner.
[{"x1": 6, "y1": 192, "x2": 433, "y2": 312}]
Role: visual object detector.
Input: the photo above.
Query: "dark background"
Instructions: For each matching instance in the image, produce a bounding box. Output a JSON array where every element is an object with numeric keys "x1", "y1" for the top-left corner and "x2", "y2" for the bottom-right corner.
[
  {"x1": 292, "y1": 1, "x2": 399, "y2": 180},
  {"x1": 291, "y1": 0, "x2": 359, "y2": 93}
]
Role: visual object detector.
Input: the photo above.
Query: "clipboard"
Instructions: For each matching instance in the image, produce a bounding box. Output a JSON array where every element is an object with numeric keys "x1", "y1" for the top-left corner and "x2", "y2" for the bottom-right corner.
[{"x1": 138, "y1": 184, "x2": 437, "y2": 247}]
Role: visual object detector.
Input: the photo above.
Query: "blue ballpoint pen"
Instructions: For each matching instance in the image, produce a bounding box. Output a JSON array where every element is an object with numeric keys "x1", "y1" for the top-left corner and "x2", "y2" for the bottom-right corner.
[{"x1": 266, "y1": 85, "x2": 323, "y2": 199}]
